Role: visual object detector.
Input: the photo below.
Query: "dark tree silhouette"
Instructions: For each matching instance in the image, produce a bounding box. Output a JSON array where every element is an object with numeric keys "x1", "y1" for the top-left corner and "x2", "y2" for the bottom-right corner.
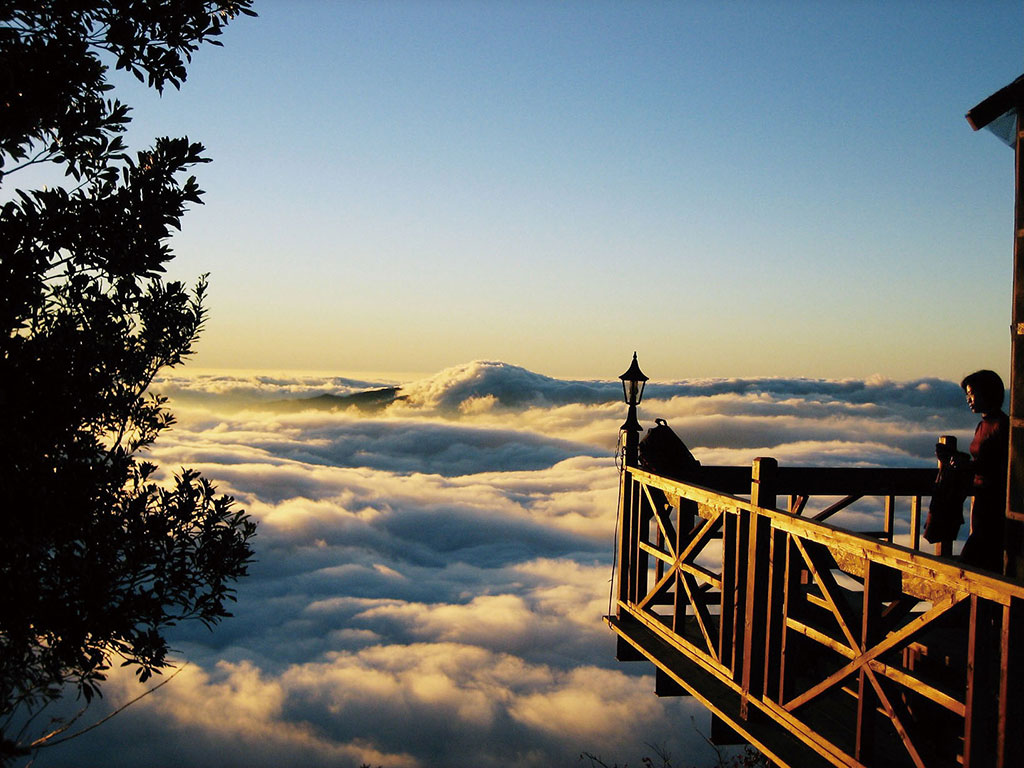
[{"x1": 0, "y1": 2, "x2": 257, "y2": 761}]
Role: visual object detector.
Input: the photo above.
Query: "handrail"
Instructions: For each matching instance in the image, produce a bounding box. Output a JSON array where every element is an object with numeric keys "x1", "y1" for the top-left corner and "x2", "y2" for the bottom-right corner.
[
  {"x1": 629, "y1": 467, "x2": 1024, "y2": 604},
  {"x1": 609, "y1": 461, "x2": 1024, "y2": 768}
]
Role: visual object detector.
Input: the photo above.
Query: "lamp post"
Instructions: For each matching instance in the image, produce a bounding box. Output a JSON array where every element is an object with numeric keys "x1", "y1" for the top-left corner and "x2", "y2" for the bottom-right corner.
[
  {"x1": 614, "y1": 353, "x2": 648, "y2": 643},
  {"x1": 618, "y1": 352, "x2": 648, "y2": 469}
]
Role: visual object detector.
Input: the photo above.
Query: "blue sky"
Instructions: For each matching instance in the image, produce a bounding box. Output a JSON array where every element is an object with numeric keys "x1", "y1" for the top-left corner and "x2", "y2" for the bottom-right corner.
[{"x1": 106, "y1": 0, "x2": 1023, "y2": 381}]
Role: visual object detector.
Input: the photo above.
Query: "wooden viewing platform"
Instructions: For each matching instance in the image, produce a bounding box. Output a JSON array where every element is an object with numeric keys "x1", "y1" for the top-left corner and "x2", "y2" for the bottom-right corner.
[{"x1": 605, "y1": 461, "x2": 1024, "y2": 768}]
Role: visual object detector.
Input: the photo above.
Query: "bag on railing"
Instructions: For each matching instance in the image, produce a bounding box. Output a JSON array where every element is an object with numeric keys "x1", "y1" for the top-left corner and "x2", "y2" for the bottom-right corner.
[
  {"x1": 924, "y1": 462, "x2": 968, "y2": 544},
  {"x1": 638, "y1": 418, "x2": 701, "y2": 480}
]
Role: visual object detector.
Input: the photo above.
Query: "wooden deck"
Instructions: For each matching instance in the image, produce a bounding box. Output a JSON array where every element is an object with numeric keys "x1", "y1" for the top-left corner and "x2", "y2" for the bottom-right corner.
[{"x1": 606, "y1": 462, "x2": 1024, "y2": 768}]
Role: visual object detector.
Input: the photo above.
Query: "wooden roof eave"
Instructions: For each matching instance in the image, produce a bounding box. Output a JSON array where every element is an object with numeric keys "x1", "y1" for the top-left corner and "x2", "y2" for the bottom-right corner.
[{"x1": 966, "y1": 74, "x2": 1024, "y2": 131}]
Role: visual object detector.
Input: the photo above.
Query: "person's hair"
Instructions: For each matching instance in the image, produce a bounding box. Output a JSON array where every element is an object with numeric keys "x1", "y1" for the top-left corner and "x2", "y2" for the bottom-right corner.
[{"x1": 960, "y1": 369, "x2": 1005, "y2": 409}]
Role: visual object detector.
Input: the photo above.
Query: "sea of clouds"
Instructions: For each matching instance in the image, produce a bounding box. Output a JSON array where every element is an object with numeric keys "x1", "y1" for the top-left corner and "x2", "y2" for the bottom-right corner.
[{"x1": 39, "y1": 361, "x2": 979, "y2": 768}]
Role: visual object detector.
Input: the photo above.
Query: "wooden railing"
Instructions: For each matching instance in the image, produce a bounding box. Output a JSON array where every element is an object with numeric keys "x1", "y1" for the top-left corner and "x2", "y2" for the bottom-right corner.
[{"x1": 606, "y1": 461, "x2": 1024, "y2": 768}]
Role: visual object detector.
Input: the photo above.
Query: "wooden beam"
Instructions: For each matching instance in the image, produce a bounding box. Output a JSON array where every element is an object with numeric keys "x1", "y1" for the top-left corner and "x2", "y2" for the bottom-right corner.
[
  {"x1": 964, "y1": 596, "x2": 1001, "y2": 768},
  {"x1": 677, "y1": 559, "x2": 723, "y2": 590},
  {"x1": 719, "y1": 509, "x2": 738, "y2": 673},
  {"x1": 741, "y1": 459, "x2": 776, "y2": 717},
  {"x1": 998, "y1": 597, "x2": 1024, "y2": 767},
  {"x1": 762, "y1": 528, "x2": 788, "y2": 705},
  {"x1": 883, "y1": 495, "x2": 896, "y2": 542},
  {"x1": 855, "y1": 562, "x2": 884, "y2": 763},
  {"x1": 966, "y1": 74, "x2": 1024, "y2": 130},
  {"x1": 786, "y1": 617, "x2": 854, "y2": 659},
  {"x1": 792, "y1": 536, "x2": 860, "y2": 651},
  {"x1": 682, "y1": 572, "x2": 719, "y2": 661},
  {"x1": 910, "y1": 495, "x2": 922, "y2": 551},
  {"x1": 812, "y1": 494, "x2": 863, "y2": 523}
]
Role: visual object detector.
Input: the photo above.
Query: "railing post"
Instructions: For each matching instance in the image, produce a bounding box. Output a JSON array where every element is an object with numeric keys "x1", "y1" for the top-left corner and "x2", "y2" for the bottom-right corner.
[
  {"x1": 719, "y1": 508, "x2": 738, "y2": 670},
  {"x1": 615, "y1": 426, "x2": 646, "y2": 662},
  {"x1": 740, "y1": 457, "x2": 777, "y2": 718},
  {"x1": 965, "y1": 595, "x2": 1001, "y2": 768},
  {"x1": 997, "y1": 597, "x2": 1024, "y2": 768},
  {"x1": 616, "y1": 431, "x2": 634, "y2": 610},
  {"x1": 762, "y1": 525, "x2": 788, "y2": 705}
]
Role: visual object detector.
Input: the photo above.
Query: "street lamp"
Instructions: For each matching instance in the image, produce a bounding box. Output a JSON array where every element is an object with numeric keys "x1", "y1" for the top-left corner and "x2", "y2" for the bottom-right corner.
[
  {"x1": 620, "y1": 351, "x2": 648, "y2": 411},
  {"x1": 618, "y1": 352, "x2": 648, "y2": 467}
]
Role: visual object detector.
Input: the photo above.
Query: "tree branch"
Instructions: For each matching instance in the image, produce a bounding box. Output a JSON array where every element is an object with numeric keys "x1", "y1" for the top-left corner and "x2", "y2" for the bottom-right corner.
[{"x1": 29, "y1": 663, "x2": 188, "y2": 751}]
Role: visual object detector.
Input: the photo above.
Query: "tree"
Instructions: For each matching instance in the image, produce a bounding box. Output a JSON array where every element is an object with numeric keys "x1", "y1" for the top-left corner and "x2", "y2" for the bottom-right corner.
[{"x1": 0, "y1": 2, "x2": 258, "y2": 761}]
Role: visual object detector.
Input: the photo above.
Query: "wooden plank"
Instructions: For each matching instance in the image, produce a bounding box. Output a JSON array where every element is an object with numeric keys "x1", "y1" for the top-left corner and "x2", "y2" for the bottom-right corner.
[
  {"x1": 618, "y1": 599, "x2": 734, "y2": 680},
  {"x1": 673, "y1": 501, "x2": 687, "y2": 635},
  {"x1": 677, "y1": 509, "x2": 724, "y2": 565},
  {"x1": 777, "y1": 534, "x2": 802, "y2": 705},
  {"x1": 792, "y1": 536, "x2": 860, "y2": 651},
  {"x1": 964, "y1": 596, "x2": 1001, "y2": 768},
  {"x1": 861, "y1": 661, "x2": 928, "y2": 768},
  {"x1": 732, "y1": 507, "x2": 750, "y2": 686},
  {"x1": 910, "y1": 495, "x2": 922, "y2": 551},
  {"x1": 742, "y1": 513, "x2": 772, "y2": 711},
  {"x1": 677, "y1": 559, "x2": 723, "y2": 590},
  {"x1": 741, "y1": 459, "x2": 776, "y2": 717},
  {"x1": 774, "y1": 466, "x2": 936, "y2": 496},
  {"x1": 616, "y1": 472, "x2": 633, "y2": 607},
  {"x1": 867, "y1": 659, "x2": 966, "y2": 717},
  {"x1": 719, "y1": 510, "x2": 738, "y2": 672},
  {"x1": 625, "y1": 477, "x2": 639, "y2": 603},
  {"x1": 682, "y1": 572, "x2": 719, "y2": 661},
  {"x1": 634, "y1": 492, "x2": 651, "y2": 606},
  {"x1": 812, "y1": 494, "x2": 863, "y2": 522},
  {"x1": 762, "y1": 527, "x2": 788, "y2": 705},
  {"x1": 636, "y1": 561, "x2": 675, "y2": 611},
  {"x1": 883, "y1": 496, "x2": 896, "y2": 542},
  {"x1": 786, "y1": 618, "x2": 855, "y2": 659},
  {"x1": 998, "y1": 597, "x2": 1024, "y2": 768},
  {"x1": 855, "y1": 562, "x2": 884, "y2": 763},
  {"x1": 644, "y1": 484, "x2": 678, "y2": 558},
  {"x1": 638, "y1": 540, "x2": 673, "y2": 564}
]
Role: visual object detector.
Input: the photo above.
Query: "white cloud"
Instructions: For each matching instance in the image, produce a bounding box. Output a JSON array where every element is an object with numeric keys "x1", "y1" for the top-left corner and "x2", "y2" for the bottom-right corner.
[{"x1": 36, "y1": 364, "x2": 978, "y2": 768}]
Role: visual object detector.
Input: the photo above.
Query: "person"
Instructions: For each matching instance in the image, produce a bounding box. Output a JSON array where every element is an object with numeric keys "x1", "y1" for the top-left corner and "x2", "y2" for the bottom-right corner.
[{"x1": 937, "y1": 369, "x2": 1009, "y2": 571}]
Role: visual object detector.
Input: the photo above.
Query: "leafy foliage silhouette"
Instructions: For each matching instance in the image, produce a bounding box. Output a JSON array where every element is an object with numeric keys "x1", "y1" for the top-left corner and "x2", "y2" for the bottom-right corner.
[{"x1": 0, "y1": 2, "x2": 257, "y2": 761}]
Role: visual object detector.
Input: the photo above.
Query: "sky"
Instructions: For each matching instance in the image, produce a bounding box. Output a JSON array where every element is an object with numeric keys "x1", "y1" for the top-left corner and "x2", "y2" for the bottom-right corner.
[
  {"x1": 33, "y1": 363, "x2": 981, "y2": 768},
  {"x1": 94, "y1": 0, "x2": 1024, "y2": 383}
]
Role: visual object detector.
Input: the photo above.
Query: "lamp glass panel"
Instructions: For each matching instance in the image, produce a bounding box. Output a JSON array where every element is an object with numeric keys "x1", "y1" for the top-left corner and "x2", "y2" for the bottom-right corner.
[{"x1": 625, "y1": 379, "x2": 641, "y2": 405}]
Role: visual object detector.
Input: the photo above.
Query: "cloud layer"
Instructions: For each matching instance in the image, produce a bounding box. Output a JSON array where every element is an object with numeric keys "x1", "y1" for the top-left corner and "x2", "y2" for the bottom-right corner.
[{"x1": 37, "y1": 361, "x2": 977, "y2": 767}]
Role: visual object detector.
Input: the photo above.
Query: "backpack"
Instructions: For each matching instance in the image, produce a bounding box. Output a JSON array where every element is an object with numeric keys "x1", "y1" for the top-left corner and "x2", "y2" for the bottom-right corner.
[{"x1": 637, "y1": 418, "x2": 701, "y2": 479}]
